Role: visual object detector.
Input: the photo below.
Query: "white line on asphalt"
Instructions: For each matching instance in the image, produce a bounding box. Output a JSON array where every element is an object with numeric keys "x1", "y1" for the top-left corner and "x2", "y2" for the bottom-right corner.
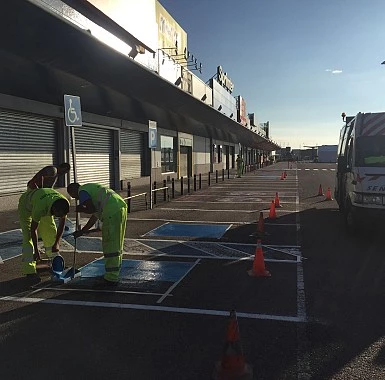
[
  {"x1": 130, "y1": 238, "x2": 301, "y2": 248},
  {"x1": 128, "y1": 218, "x2": 250, "y2": 224},
  {"x1": 156, "y1": 208, "x2": 256, "y2": 213},
  {"x1": 125, "y1": 252, "x2": 297, "y2": 263},
  {"x1": 295, "y1": 168, "x2": 310, "y2": 379},
  {"x1": 0, "y1": 296, "x2": 306, "y2": 323},
  {"x1": 35, "y1": 287, "x2": 167, "y2": 297},
  {"x1": 157, "y1": 259, "x2": 201, "y2": 304}
]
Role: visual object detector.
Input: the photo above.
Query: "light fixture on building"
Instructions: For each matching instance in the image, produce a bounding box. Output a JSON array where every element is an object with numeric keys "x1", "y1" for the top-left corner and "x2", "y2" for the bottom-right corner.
[
  {"x1": 128, "y1": 44, "x2": 145, "y2": 59},
  {"x1": 230, "y1": 113, "x2": 233, "y2": 118},
  {"x1": 201, "y1": 94, "x2": 207, "y2": 101},
  {"x1": 218, "y1": 105, "x2": 222, "y2": 111}
]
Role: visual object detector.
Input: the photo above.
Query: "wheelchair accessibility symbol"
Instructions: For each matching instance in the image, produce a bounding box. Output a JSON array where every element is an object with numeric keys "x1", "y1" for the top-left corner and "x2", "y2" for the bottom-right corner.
[{"x1": 64, "y1": 95, "x2": 82, "y2": 127}]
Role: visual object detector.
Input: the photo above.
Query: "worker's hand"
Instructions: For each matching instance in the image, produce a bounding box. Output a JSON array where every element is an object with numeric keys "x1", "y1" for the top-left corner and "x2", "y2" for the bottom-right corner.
[
  {"x1": 73, "y1": 230, "x2": 83, "y2": 239},
  {"x1": 52, "y1": 244, "x2": 60, "y2": 253}
]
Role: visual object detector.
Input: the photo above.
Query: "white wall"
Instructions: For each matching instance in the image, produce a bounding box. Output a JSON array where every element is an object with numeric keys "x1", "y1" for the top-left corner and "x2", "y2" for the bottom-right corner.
[
  {"x1": 193, "y1": 135, "x2": 210, "y2": 165},
  {"x1": 191, "y1": 73, "x2": 213, "y2": 106}
]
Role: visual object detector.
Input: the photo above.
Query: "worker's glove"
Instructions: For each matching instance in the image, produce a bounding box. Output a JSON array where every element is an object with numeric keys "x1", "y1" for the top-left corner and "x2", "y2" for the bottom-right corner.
[{"x1": 73, "y1": 230, "x2": 83, "y2": 239}]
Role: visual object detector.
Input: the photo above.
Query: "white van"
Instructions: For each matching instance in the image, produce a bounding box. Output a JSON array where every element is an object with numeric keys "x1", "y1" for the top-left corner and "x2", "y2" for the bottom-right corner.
[{"x1": 335, "y1": 112, "x2": 385, "y2": 233}]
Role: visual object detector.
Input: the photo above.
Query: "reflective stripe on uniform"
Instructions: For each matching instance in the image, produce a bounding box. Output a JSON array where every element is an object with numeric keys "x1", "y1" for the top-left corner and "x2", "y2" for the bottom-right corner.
[
  {"x1": 105, "y1": 266, "x2": 121, "y2": 272},
  {"x1": 104, "y1": 252, "x2": 120, "y2": 258}
]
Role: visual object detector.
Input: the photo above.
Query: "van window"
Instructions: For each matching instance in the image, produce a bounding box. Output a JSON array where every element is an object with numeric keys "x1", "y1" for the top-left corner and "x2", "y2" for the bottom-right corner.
[
  {"x1": 346, "y1": 138, "x2": 354, "y2": 168},
  {"x1": 356, "y1": 136, "x2": 385, "y2": 167}
]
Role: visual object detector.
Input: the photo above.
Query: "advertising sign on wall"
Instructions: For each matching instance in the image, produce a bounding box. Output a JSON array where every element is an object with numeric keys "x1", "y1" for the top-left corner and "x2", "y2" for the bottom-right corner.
[
  {"x1": 156, "y1": 1, "x2": 187, "y2": 62},
  {"x1": 236, "y1": 95, "x2": 247, "y2": 126}
]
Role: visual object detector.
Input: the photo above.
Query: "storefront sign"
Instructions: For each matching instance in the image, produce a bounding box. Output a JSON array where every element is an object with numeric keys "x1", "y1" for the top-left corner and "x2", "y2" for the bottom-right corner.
[{"x1": 217, "y1": 66, "x2": 234, "y2": 93}]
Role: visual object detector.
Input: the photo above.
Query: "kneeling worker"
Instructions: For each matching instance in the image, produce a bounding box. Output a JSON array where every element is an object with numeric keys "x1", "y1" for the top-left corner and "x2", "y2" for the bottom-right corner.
[
  {"x1": 18, "y1": 188, "x2": 70, "y2": 276},
  {"x1": 27, "y1": 162, "x2": 71, "y2": 259},
  {"x1": 67, "y1": 182, "x2": 128, "y2": 285}
]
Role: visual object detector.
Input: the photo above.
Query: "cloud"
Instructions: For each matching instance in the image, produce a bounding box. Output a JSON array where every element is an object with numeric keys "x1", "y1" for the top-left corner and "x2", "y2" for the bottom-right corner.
[{"x1": 325, "y1": 69, "x2": 343, "y2": 74}]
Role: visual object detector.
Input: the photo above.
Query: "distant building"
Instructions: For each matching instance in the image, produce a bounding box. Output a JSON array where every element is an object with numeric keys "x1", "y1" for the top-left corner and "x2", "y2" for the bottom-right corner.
[{"x1": 318, "y1": 145, "x2": 338, "y2": 163}]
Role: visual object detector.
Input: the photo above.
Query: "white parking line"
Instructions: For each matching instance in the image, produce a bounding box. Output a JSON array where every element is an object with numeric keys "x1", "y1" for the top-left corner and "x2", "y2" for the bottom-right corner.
[
  {"x1": 0, "y1": 296, "x2": 306, "y2": 323},
  {"x1": 157, "y1": 259, "x2": 201, "y2": 304}
]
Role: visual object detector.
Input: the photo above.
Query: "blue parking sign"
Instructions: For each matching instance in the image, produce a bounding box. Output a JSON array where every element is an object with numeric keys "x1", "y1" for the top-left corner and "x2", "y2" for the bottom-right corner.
[
  {"x1": 64, "y1": 95, "x2": 82, "y2": 127},
  {"x1": 148, "y1": 120, "x2": 157, "y2": 148}
]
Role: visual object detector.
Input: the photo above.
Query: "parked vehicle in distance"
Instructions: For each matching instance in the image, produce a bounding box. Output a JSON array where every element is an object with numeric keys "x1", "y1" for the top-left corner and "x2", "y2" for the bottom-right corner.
[{"x1": 335, "y1": 112, "x2": 385, "y2": 233}]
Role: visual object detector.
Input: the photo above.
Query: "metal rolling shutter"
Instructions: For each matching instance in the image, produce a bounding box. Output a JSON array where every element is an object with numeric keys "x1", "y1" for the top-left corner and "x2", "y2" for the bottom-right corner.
[
  {"x1": 120, "y1": 130, "x2": 142, "y2": 179},
  {"x1": 0, "y1": 109, "x2": 56, "y2": 195},
  {"x1": 70, "y1": 126, "x2": 113, "y2": 187}
]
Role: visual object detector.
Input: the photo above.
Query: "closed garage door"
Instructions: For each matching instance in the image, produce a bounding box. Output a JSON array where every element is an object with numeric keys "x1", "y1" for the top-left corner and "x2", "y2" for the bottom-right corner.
[
  {"x1": 70, "y1": 125, "x2": 114, "y2": 188},
  {"x1": 0, "y1": 109, "x2": 57, "y2": 195},
  {"x1": 121, "y1": 129, "x2": 142, "y2": 179}
]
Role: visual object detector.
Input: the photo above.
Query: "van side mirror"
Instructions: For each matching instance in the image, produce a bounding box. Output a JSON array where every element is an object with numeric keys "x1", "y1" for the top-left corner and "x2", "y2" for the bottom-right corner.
[{"x1": 337, "y1": 156, "x2": 347, "y2": 172}]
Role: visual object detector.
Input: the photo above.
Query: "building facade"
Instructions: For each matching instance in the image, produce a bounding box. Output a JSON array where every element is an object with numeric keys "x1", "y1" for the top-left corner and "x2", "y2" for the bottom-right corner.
[{"x1": 0, "y1": 0, "x2": 279, "y2": 197}]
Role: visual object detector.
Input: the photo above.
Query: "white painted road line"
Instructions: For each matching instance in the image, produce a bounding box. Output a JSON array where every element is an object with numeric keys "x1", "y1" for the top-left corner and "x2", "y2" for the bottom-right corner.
[
  {"x1": 157, "y1": 258, "x2": 201, "y2": 304},
  {"x1": 0, "y1": 296, "x2": 306, "y2": 323}
]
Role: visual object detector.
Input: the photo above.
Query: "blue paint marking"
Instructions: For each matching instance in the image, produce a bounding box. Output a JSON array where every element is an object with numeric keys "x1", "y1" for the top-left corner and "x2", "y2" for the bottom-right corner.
[
  {"x1": 64, "y1": 235, "x2": 103, "y2": 252},
  {"x1": 146, "y1": 223, "x2": 230, "y2": 238},
  {"x1": 80, "y1": 259, "x2": 194, "y2": 282}
]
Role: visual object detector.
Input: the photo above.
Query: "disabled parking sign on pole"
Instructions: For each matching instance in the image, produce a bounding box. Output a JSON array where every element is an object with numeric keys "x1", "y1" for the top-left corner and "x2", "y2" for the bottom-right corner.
[
  {"x1": 64, "y1": 94, "x2": 82, "y2": 229},
  {"x1": 148, "y1": 120, "x2": 157, "y2": 210}
]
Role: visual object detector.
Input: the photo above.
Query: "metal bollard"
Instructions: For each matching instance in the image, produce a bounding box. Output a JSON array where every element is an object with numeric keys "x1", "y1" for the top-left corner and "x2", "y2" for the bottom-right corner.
[
  {"x1": 181, "y1": 177, "x2": 184, "y2": 196},
  {"x1": 127, "y1": 181, "x2": 131, "y2": 213},
  {"x1": 208, "y1": 172, "x2": 211, "y2": 186},
  {"x1": 216, "y1": 170, "x2": 218, "y2": 183},
  {"x1": 153, "y1": 181, "x2": 157, "y2": 205},
  {"x1": 222, "y1": 169, "x2": 225, "y2": 181},
  {"x1": 172, "y1": 178, "x2": 175, "y2": 198},
  {"x1": 163, "y1": 179, "x2": 167, "y2": 201},
  {"x1": 194, "y1": 174, "x2": 197, "y2": 191},
  {"x1": 187, "y1": 176, "x2": 191, "y2": 194},
  {"x1": 199, "y1": 173, "x2": 202, "y2": 190},
  {"x1": 227, "y1": 168, "x2": 230, "y2": 179}
]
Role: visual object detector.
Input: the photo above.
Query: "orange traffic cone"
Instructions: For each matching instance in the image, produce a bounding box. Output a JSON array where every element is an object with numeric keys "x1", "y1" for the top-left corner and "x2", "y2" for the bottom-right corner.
[
  {"x1": 269, "y1": 200, "x2": 277, "y2": 219},
  {"x1": 318, "y1": 184, "x2": 324, "y2": 196},
  {"x1": 248, "y1": 240, "x2": 271, "y2": 277},
  {"x1": 257, "y1": 211, "x2": 264, "y2": 236},
  {"x1": 325, "y1": 187, "x2": 333, "y2": 201},
  {"x1": 274, "y1": 192, "x2": 282, "y2": 208},
  {"x1": 212, "y1": 310, "x2": 253, "y2": 380},
  {"x1": 280, "y1": 172, "x2": 285, "y2": 180}
]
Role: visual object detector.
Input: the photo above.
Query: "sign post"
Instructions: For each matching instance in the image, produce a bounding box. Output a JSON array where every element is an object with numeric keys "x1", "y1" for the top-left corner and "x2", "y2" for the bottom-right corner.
[
  {"x1": 148, "y1": 120, "x2": 157, "y2": 210},
  {"x1": 64, "y1": 95, "x2": 82, "y2": 228}
]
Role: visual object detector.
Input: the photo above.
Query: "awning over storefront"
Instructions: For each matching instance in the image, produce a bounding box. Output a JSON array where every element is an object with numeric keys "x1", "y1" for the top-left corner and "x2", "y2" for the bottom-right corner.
[{"x1": 1, "y1": 0, "x2": 280, "y2": 151}]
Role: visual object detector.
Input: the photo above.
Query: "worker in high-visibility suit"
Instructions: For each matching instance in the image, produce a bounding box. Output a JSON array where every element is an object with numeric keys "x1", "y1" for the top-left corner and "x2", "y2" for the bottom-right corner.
[
  {"x1": 236, "y1": 155, "x2": 244, "y2": 178},
  {"x1": 26, "y1": 163, "x2": 71, "y2": 259},
  {"x1": 67, "y1": 182, "x2": 128, "y2": 285},
  {"x1": 18, "y1": 188, "x2": 70, "y2": 276}
]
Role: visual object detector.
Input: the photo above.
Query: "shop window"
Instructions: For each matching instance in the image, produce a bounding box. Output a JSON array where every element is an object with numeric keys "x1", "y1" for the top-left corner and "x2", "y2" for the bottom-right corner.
[{"x1": 161, "y1": 135, "x2": 176, "y2": 173}]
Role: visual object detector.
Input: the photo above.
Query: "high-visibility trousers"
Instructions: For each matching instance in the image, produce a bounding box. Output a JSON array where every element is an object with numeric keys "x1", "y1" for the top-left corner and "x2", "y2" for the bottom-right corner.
[
  {"x1": 18, "y1": 191, "x2": 57, "y2": 275},
  {"x1": 101, "y1": 205, "x2": 128, "y2": 282}
]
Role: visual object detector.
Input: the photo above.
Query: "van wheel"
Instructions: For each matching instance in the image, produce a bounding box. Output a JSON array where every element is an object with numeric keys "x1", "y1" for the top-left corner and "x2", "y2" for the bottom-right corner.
[{"x1": 344, "y1": 200, "x2": 357, "y2": 234}]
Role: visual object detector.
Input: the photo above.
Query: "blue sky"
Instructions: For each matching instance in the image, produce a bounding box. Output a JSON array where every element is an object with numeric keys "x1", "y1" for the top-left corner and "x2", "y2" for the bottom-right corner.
[{"x1": 159, "y1": 0, "x2": 385, "y2": 149}]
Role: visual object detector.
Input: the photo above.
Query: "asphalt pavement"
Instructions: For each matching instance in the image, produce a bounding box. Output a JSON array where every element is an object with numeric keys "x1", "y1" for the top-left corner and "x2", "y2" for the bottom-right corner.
[{"x1": 1, "y1": 162, "x2": 385, "y2": 380}]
